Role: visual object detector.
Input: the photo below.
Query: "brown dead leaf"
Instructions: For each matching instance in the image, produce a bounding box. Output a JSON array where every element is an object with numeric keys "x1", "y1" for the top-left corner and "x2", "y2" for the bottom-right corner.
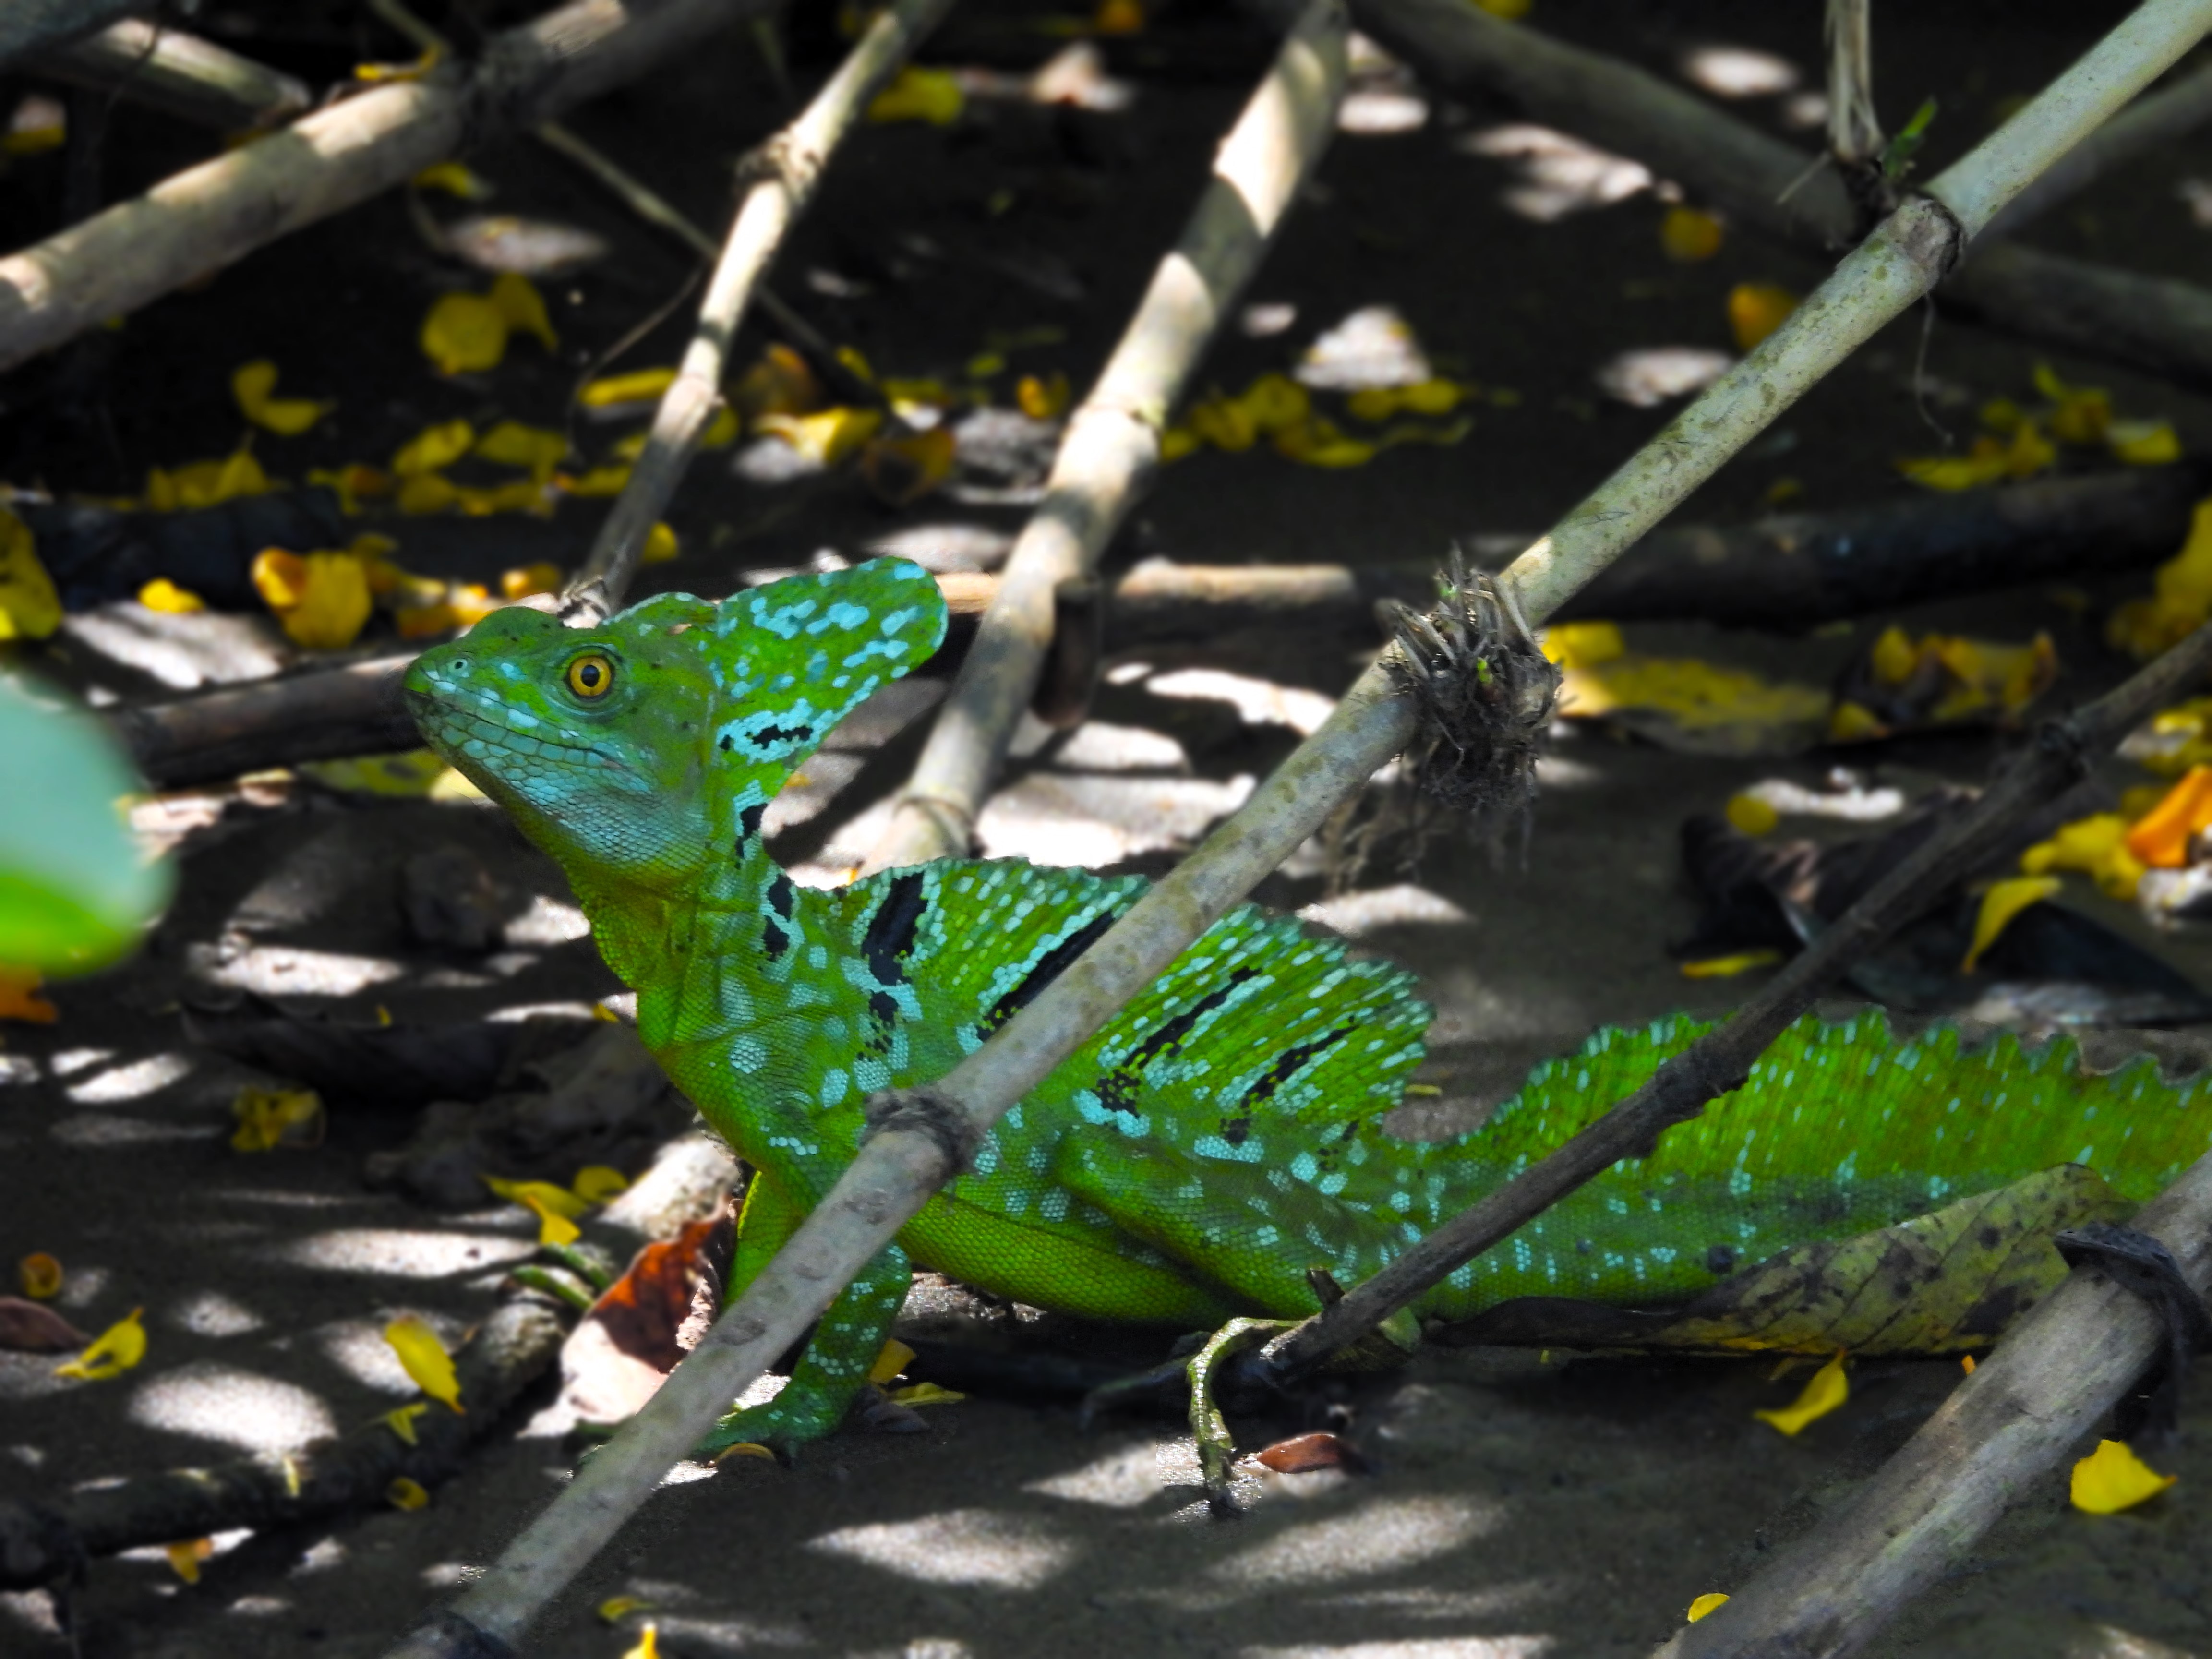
[
  {"x1": 1254, "y1": 1431, "x2": 1368, "y2": 1474},
  {"x1": 0, "y1": 1296, "x2": 90, "y2": 1353}
]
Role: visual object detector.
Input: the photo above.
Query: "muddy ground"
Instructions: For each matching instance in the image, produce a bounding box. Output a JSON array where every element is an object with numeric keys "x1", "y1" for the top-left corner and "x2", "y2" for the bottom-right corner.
[{"x1": 6, "y1": 1, "x2": 2212, "y2": 1655}]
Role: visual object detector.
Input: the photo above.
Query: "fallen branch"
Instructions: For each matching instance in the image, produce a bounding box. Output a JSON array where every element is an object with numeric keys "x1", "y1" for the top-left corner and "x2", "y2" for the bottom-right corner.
[
  {"x1": 1354, "y1": 0, "x2": 2212, "y2": 393},
  {"x1": 375, "y1": 9, "x2": 2212, "y2": 1651},
  {"x1": 0, "y1": 0, "x2": 778, "y2": 371},
  {"x1": 0, "y1": 0, "x2": 146, "y2": 72},
  {"x1": 0, "y1": 1299, "x2": 563, "y2": 1591},
  {"x1": 1257, "y1": 610, "x2": 2212, "y2": 1385},
  {"x1": 1656, "y1": 1145, "x2": 2212, "y2": 1658},
  {"x1": 858, "y1": 0, "x2": 1351, "y2": 871},
  {"x1": 26, "y1": 18, "x2": 313, "y2": 132},
  {"x1": 1984, "y1": 54, "x2": 2212, "y2": 240},
  {"x1": 563, "y1": 0, "x2": 956, "y2": 619}
]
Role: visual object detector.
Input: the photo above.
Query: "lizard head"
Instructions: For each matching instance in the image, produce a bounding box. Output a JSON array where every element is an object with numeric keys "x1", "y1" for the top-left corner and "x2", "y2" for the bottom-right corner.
[{"x1": 404, "y1": 558, "x2": 947, "y2": 891}]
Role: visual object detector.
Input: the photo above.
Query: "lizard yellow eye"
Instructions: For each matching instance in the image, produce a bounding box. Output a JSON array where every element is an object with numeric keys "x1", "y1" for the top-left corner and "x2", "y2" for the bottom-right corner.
[{"x1": 565, "y1": 653, "x2": 616, "y2": 699}]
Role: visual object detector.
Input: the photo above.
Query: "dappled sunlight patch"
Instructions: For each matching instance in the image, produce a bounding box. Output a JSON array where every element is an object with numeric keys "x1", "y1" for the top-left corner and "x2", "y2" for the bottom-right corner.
[
  {"x1": 1048, "y1": 721, "x2": 1192, "y2": 774},
  {"x1": 185, "y1": 943, "x2": 407, "y2": 998},
  {"x1": 975, "y1": 773, "x2": 1254, "y2": 867},
  {"x1": 1210, "y1": 1496, "x2": 1500, "y2": 1590},
  {"x1": 1595, "y1": 346, "x2": 1733, "y2": 408},
  {"x1": 805, "y1": 1508, "x2": 1078, "y2": 1588},
  {"x1": 1300, "y1": 885, "x2": 1472, "y2": 938},
  {"x1": 1678, "y1": 45, "x2": 1801, "y2": 98},
  {"x1": 1455, "y1": 125, "x2": 1652, "y2": 221},
  {"x1": 63, "y1": 1052, "x2": 194, "y2": 1105},
  {"x1": 169, "y1": 1290, "x2": 264, "y2": 1339},
  {"x1": 1145, "y1": 668, "x2": 1338, "y2": 736},
  {"x1": 277, "y1": 1228, "x2": 535, "y2": 1280},
  {"x1": 1023, "y1": 1440, "x2": 1173, "y2": 1509},
  {"x1": 129, "y1": 1363, "x2": 337, "y2": 1454}
]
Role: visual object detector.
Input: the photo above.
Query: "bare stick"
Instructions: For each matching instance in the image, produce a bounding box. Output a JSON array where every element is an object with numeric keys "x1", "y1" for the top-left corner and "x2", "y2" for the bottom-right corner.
[
  {"x1": 376, "y1": 12, "x2": 2212, "y2": 1650},
  {"x1": 0, "y1": 0, "x2": 780, "y2": 371},
  {"x1": 859, "y1": 0, "x2": 1350, "y2": 871},
  {"x1": 1261, "y1": 614, "x2": 2212, "y2": 1382},
  {"x1": 0, "y1": 1299, "x2": 563, "y2": 1590},
  {"x1": 1984, "y1": 55, "x2": 2212, "y2": 240},
  {"x1": 1353, "y1": 0, "x2": 2212, "y2": 392},
  {"x1": 562, "y1": 0, "x2": 954, "y2": 621},
  {"x1": 28, "y1": 19, "x2": 312, "y2": 131},
  {"x1": 1656, "y1": 1146, "x2": 2212, "y2": 1658},
  {"x1": 1825, "y1": 0, "x2": 1883, "y2": 174},
  {"x1": 0, "y1": 0, "x2": 146, "y2": 71}
]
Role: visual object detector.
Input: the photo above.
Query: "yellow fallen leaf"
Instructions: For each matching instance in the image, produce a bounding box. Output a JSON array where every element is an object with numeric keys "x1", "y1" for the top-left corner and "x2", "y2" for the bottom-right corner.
[
  {"x1": 713, "y1": 1441, "x2": 777, "y2": 1462},
  {"x1": 56, "y1": 1307, "x2": 146, "y2": 1382},
  {"x1": 702, "y1": 406, "x2": 742, "y2": 448},
  {"x1": 571, "y1": 1165, "x2": 630, "y2": 1204},
  {"x1": 733, "y1": 344, "x2": 823, "y2": 421},
  {"x1": 868, "y1": 1338, "x2": 916, "y2": 1385},
  {"x1": 2110, "y1": 419, "x2": 2181, "y2": 466},
  {"x1": 642, "y1": 523, "x2": 680, "y2": 566},
  {"x1": 137, "y1": 577, "x2": 205, "y2": 614},
  {"x1": 0, "y1": 965, "x2": 59, "y2": 1023},
  {"x1": 165, "y1": 1537, "x2": 213, "y2": 1584},
  {"x1": 18, "y1": 1252, "x2": 62, "y2": 1299},
  {"x1": 1189, "y1": 393, "x2": 1256, "y2": 452},
  {"x1": 1016, "y1": 372, "x2": 1071, "y2": 420},
  {"x1": 1962, "y1": 876, "x2": 2060, "y2": 973},
  {"x1": 1472, "y1": 0, "x2": 1531, "y2": 16},
  {"x1": 229, "y1": 1084, "x2": 325, "y2": 1152},
  {"x1": 393, "y1": 419, "x2": 476, "y2": 477},
  {"x1": 1542, "y1": 621, "x2": 1624, "y2": 671},
  {"x1": 482, "y1": 1174, "x2": 592, "y2": 1220},
  {"x1": 306, "y1": 462, "x2": 393, "y2": 515},
  {"x1": 421, "y1": 291, "x2": 509, "y2": 375},
  {"x1": 296, "y1": 747, "x2": 448, "y2": 796},
  {"x1": 456, "y1": 479, "x2": 550, "y2": 517},
  {"x1": 2020, "y1": 813, "x2": 2145, "y2": 901},
  {"x1": 501, "y1": 563, "x2": 562, "y2": 601},
  {"x1": 1679, "y1": 950, "x2": 1781, "y2": 979},
  {"x1": 622, "y1": 1623, "x2": 661, "y2": 1659},
  {"x1": 1753, "y1": 1349, "x2": 1847, "y2": 1435},
  {"x1": 1686, "y1": 1593, "x2": 1730, "y2": 1623},
  {"x1": 397, "y1": 473, "x2": 458, "y2": 515},
  {"x1": 581, "y1": 367, "x2": 677, "y2": 408},
  {"x1": 491, "y1": 273, "x2": 557, "y2": 351},
  {"x1": 757, "y1": 406, "x2": 883, "y2": 466},
  {"x1": 251, "y1": 548, "x2": 373, "y2": 649},
  {"x1": 1728, "y1": 283, "x2": 1798, "y2": 351},
  {"x1": 1724, "y1": 795, "x2": 1779, "y2": 836},
  {"x1": 599, "y1": 1596, "x2": 653, "y2": 1623},
  {"x1": 474, "y1": 420, "x2": 568, "y2": 481},
  {"x1": 2071, "y1": 1438, "x2": 2176, "y2": 1514},
  {"x1": 886, "y1": 1381, "x2": 965, "y2": 1406},
  {"x1": 0, "y1": 507, "x2": 60, "y2": 641},
  {"x1": 1160, "y1": 426, "x2": 1201, "y2": 462},
  {"x1": 2109, "y1": 501, "x2": 2212, "y2": 659},
  {"x1": 1094, "y1": 0, "x2": 1145, "y2": 34},
  {"x1": 1961, "y1": 1354, "x2": 1976, "y2": 1375},
  {"x1": 231, "y1": 359, "x2": 333, "y2": 436},
  {"x1": 385, "y1": 1316, "x2": 463, "y2": 1413},
  {"x1": 859, "y1": 427, "x2": 958, "y2": 506},
  {"x1": 1661, "y1": 205, "x2": 1724, "y2": 263},
  {"x1": 1273, "y1": 415, "x2": 1376, "y2": 469},
  {"x1": 412, "y1": 160, "x2": 492, "y2": 200},
  {"x1": 1349, "y1": 379, "x2": 1465, "y2": 422},
  {"x1": 868, "y1": 66, "x2": 964, "y2": 125},
  {"x1": 2, "y1": 118, "x2": 65, "y2": 156},
  {"x1": 2126, "y1": 764, "x2": 2212, "y2": 869},
  {"x1": 2034, "y1": 362, "x2": 2110, "y2": 446},
  {"x1": 387, "y1": 1476, "x2": 431, "y2": 1510},
  {"x1": 355, "y1": 45, "x2": 440, "y2": 83},
  {"x1": 382, "y1": 1402, "x2": 430, "y2": 1445},
  {"x1": 556, "y1": 463, "x2": 632, "y2": 497}
]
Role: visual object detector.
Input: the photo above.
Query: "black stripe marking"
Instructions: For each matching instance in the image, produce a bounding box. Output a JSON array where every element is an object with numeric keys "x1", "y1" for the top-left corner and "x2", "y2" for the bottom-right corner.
[
  {"x1": 1218, "y1": 1026, "x2": 1354, "y2": 1145},
  {"x1": 767, "y1": 875, "x2": 795, "y2": 920},
  {"x1": 863, "y1": 872, "x2": 928, "y2": 990},
  {"x1": 1093, "y1": 971, "x2": 1253, "y2": 1115},
  {"x1": 762, "y1": 918, "x2": 791, "y2": 962},
  {"x1": 975, "y1": 907, "x2": 1119, "y2": 1038},
  {"x1": 735, "y1": 802, "x2": 765, "y2": 847}
]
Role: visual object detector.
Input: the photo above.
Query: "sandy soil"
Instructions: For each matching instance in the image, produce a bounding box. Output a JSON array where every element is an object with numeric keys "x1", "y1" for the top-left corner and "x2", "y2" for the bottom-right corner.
[{"x1": 6, "y1": 1, "x2": 2212, "y2": 1655}]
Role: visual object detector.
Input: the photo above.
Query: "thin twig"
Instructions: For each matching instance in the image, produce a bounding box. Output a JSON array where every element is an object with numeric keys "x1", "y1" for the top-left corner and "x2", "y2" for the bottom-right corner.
[
  {"x1": 859, "y1": 0, "x2": 1351, "y2": 871},
  {"x1": 1656, "y1": 1143, "x2": 2212, "y2": 1658},
  {"x1": 561, "y1": 0, "x2": 956, "y2": 622},
  {"x1": 376, "y1": 10, "x2": 2212, "y2": 1651},
  {"x1": 1259, "y1": 615, "x2": 2212, "y2": 1382},
  {"x1": 1984, "y1": 54, "x2": 2212, "y2": 240},
  {"x1": 1353, "y1": 0, "x2": 2212, "y2": 393},
  {"x1": 1824, "y1": 0, "x2": 1882, "y2": 172},
  {"x1": 0, "y1": 0, "x2": 781, "y2": 371}
]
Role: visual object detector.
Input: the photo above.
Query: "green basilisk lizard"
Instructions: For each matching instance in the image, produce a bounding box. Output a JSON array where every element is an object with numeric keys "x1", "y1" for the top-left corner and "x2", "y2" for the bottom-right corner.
[{"x1": 405, "y1": 557, "x2": 2212, "y2": 1454}]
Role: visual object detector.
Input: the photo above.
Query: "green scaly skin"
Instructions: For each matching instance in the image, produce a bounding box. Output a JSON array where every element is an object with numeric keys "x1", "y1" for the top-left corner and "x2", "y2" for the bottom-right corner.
[{"x1": 405, "y1": 559, "x2": 2212, "y2": 1454}]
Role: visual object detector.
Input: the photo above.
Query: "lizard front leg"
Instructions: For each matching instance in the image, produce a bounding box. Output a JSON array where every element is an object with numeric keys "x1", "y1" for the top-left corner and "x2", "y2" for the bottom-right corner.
[{"x1": 695, "y1": 1165, "x2": 914, "y2": 1458}]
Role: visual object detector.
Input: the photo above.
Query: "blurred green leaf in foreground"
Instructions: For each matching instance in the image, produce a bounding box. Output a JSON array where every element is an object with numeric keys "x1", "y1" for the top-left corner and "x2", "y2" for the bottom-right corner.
[{"x1": 0, "y1": 679, "x2": 171, "y2": 972}]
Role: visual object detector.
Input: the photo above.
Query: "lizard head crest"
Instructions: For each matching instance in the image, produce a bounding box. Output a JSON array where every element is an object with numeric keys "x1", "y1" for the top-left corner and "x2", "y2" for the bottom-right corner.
[{"x1": 404, "y1": 558, "x2": 947, "y2": 890}]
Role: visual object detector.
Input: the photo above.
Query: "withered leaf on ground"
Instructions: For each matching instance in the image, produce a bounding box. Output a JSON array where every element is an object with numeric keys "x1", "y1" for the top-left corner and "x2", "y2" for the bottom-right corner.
[
  {"x1": 556, "y1": 1205, "x2": 735, "y2": 1426},
  {"x1": 0, "y1": 1297, "x2": 90, "y2": 1353}
]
